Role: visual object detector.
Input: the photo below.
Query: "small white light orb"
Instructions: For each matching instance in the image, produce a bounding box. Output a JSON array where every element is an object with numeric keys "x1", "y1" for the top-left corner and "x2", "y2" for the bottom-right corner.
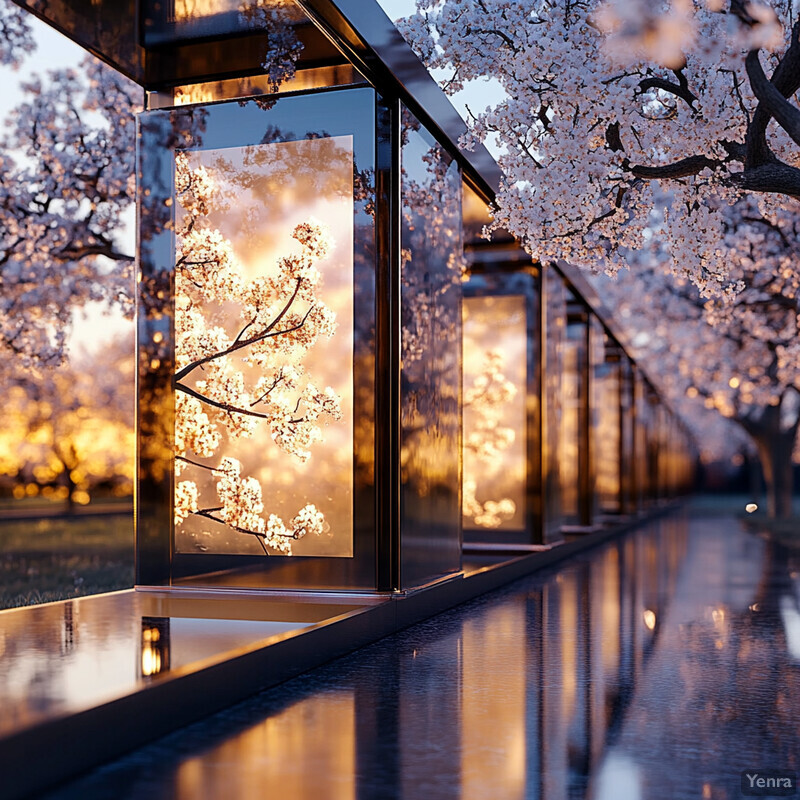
[{"x1": 745, "y1": 503, "x2": 758, "y2": 514}]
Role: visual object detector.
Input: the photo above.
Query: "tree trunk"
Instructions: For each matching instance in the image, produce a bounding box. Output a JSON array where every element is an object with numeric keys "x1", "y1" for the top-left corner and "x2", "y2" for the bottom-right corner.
[{"x1": 744, "y1": 404, "x2": 798, "y2": 520}]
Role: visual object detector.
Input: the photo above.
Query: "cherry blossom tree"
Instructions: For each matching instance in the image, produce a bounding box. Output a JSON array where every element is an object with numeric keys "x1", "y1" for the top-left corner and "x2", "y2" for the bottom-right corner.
[
  {"x1": 398, "y1": 1, "x2": 800, "y2": 298},
  {"x1": 173, "y1": 153, "x2": 341, "y2": 555},
  {"x1": 0, "y1": 0, "x2": 33, "y2": 67},
  {"x1": 0, "y1": 333, "x2": 135, "y2": 507},
  {"x1": 0, "y1": 48, "x2": 140, "y2": 374},
  {"x1": 588, "y1": 194, "x2": 800, "y2": 517}
]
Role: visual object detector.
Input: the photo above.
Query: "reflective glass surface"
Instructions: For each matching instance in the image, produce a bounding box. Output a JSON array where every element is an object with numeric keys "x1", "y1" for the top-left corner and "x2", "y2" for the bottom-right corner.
[
  {"x1": 0, "y1": 590, "x2": 360, "y2": 738},
  {"x1": 138, "y1": 87, "x2": 378, "y2": 590},
  {"x1": 174, "y1": 137, "x2": 355, "y2": 559},
  {"x1": 171, "y1": 65, "x2": 364, "y2": 106},
  {"x1": 618, "y1": 358, "x2": 637, "y2": 515},
  {"x1": 542, "y1": 267, "x2": 566, "y2": 540},
  {"x1": 11, "y1": 0, "x2": 142, "y2": 80},
  {"x1": 140, "y1": 0, "x2": 348, "y2": 87},
  {"x1": 594, "y1": 334, "x2": 621, "y2": 515},
  {"x1": 44, "y1": 509, "x2": 798, "y2": 800},
  {"x1": 561, "y1": 308, "x2": 587, "y2": 526},
  {"x1": 399, "y1": 106, "x2": 462, "y2": 587}
]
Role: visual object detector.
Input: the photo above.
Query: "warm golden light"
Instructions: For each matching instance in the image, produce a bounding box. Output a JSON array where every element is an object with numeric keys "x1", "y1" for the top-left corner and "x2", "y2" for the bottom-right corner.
[
  {"x1": 728, "y1": 376, "x2": 740, "y2": 389},
  {"x1": 462, "y1": 295, "x2": 526, "y2": 530},
  {"x1": 746, "y1": 503, "x2": 758, "y2": 513},
  {"x1": 141, "y1": 643, "x2": 162, "y2": 677},
  {"x1": 643, "y1": 609, "x2": 656, "y2": 630}
]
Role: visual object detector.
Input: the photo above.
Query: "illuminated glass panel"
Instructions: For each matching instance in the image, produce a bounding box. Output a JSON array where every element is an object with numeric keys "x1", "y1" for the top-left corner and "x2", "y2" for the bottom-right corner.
[
  {"x1": 462, "y1": 295, "x2": 527, "y2": 532},
  {"x1": 173, "y1": 137, "x2": 354, "y2": 558},
  {"x1": 137, "y1": 87, "x2": 378, "y2": 590},
  {"x1": 560, "y1": 323, "x2": 583, "y2": 525},
  {"x1": 595, "y1": 339, "x2": 622, "y2": 515}
]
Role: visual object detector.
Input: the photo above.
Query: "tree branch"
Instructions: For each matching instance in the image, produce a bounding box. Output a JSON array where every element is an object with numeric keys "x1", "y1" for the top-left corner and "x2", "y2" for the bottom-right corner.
[
  {"x1": 637, "y1": 76, "x2": 698, "y2": 109},
  {"x1": 623, "y1": 154, "x2": 725, "y2": 179},
  {"x1": 728, "y1": 161, "x2": 800, "y2": 197},
  {"x1": 175, "y1": 381, "x2": 272, "y2": 420},
  {"x1": 744, "y1": 19, "x2": 800, "y2": 169},
  {"x1": 174, "y1": 277, "x2": 306, "y2": 382},
  {"x1": 194, "y1": 508, "x2": 271, "y2": 554},
  {"x1": 745, "y1": 47, "x2": 800, "y2": 148}
]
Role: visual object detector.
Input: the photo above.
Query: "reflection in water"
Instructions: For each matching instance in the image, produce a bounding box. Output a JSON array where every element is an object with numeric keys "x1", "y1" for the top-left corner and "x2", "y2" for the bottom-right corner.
[
  {"x1": 141, "y1": 617, "x2": 171, "y2": 678},
  {"x1": 44, "y1": 512, "x2": 800, "y2": 800},
  {"x1": 173, "y1": 692, "x2": 356, "y2": 800}
]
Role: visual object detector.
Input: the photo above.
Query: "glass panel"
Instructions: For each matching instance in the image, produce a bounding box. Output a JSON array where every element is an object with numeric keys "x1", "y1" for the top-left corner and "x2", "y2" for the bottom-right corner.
[
  {"x1": 634, "y1": 371, "x2": 649, "y2": 508},
  {"x1": 560, "y1": 318, "x2": 584, "y2": 526},
  {"x1": 140, "y1": 0, "x2": 349, "y2": 88},
  {"x1": 174, "y1": 137, "x2": 354, "y2": 558},
  {"x1": 595, "y1": 339, "x2": 621, "y2": 515},
  {"x1": 463, "y1": 294, "x2": 527, "y2": 533},
  {"x1": 619, "y1": 359, "x2": 636, "y2": 514},
  {"x1": 542, "y1": 267, "x2": 565, "y2": 541},
  {"x1": 138, "y1": 87, "x2": 378, "y2": 590},
  {"x1": 400, "y1": 106, "x2": 462, "y2": 587}
]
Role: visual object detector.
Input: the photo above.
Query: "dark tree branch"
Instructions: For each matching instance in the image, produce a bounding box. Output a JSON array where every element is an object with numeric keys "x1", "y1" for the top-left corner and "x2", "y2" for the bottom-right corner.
[
  {"x1": 637, "y1": 76, "x2": 698, "y2": 109},
  {"x1": 745, "y1": 48, "x2": 800, "y2": 148},
  {"x1": 623, "y1": 154, "x2": 725, "y2": 179},
  {"x1": 605, "y1": 121, "x2": 623, "y2": 152},
  {"x1": 174, "y1": 278, "x2": 306, "y2": 381},
  {"x1": 176, "y1": 454, "x2": 216, "y2": 472},
  {"x1": 728, "y1": 162, "x2": 800, "y2": 197},
  {"x1": 175, "y1": 381, "x2": 272, "y2": 420},
  {"x1": 194, "y1": 508, "x2": 271, "y2": 554},
  {"x1": 744, "y1": 20, "x2": 800, "y2": 169}
]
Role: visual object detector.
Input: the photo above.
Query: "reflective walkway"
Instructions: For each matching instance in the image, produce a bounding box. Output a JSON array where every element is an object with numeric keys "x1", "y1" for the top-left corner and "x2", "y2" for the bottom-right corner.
[{"x1": 42, "y1": 511, "x2": 800, "y2": 800}]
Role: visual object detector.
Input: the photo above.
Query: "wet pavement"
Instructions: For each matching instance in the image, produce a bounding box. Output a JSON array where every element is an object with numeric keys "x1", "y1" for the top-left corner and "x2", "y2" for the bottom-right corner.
[{"x1": 41, "y1": 510, "x2": 800, "y2": 799}]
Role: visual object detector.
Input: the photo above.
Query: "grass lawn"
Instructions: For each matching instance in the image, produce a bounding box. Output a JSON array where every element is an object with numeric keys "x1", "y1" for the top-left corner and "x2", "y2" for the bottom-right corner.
[{"x1": 0, "y1": 514, "x2": 134, "y2": 610}]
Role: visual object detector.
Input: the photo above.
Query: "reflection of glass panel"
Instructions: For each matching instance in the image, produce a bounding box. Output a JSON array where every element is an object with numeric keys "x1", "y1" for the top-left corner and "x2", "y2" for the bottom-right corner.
[
  {"x1": 173, "y1": 65, "x2": 363, "y2": 106},
  {"x1": 174, "y1": 137, "x2": 354, "y2": 558},
  {"x1": 463, "y1": 295, "x2": 526, "y2": 531},
  {"x1": 175, "y1": 691, "x2": 356, "y2": 799},
  {"x1": 461, "y1": 605, "x2": 527, "y2": 799},
  {"x1": 400, "y1": 106, "x2": 462, "y2": 586}
]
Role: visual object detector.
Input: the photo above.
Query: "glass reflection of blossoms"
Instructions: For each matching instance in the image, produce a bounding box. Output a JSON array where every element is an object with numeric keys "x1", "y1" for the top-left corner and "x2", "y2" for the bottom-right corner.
[
  {"x1": 399, "y1": 109, "x2": 462, "y2": 497},
  {"x1": 172, "y1": 152, "x2": 340, "y2": 555}
]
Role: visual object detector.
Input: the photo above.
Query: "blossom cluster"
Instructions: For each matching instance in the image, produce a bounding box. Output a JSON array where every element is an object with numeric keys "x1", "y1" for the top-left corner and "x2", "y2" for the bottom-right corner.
[
  {"x1": 0, "y1": 54, "x2": 139, "y2": 377},
  {"x1": 399, "y1": 0, "x2": 799, "y2": 300},
  {"x1": 463, "y1": 479, "x2": 516, "y2": 528},
  {"x1": 173, "y1": 154, "x2": 341, "y2": 554}
]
